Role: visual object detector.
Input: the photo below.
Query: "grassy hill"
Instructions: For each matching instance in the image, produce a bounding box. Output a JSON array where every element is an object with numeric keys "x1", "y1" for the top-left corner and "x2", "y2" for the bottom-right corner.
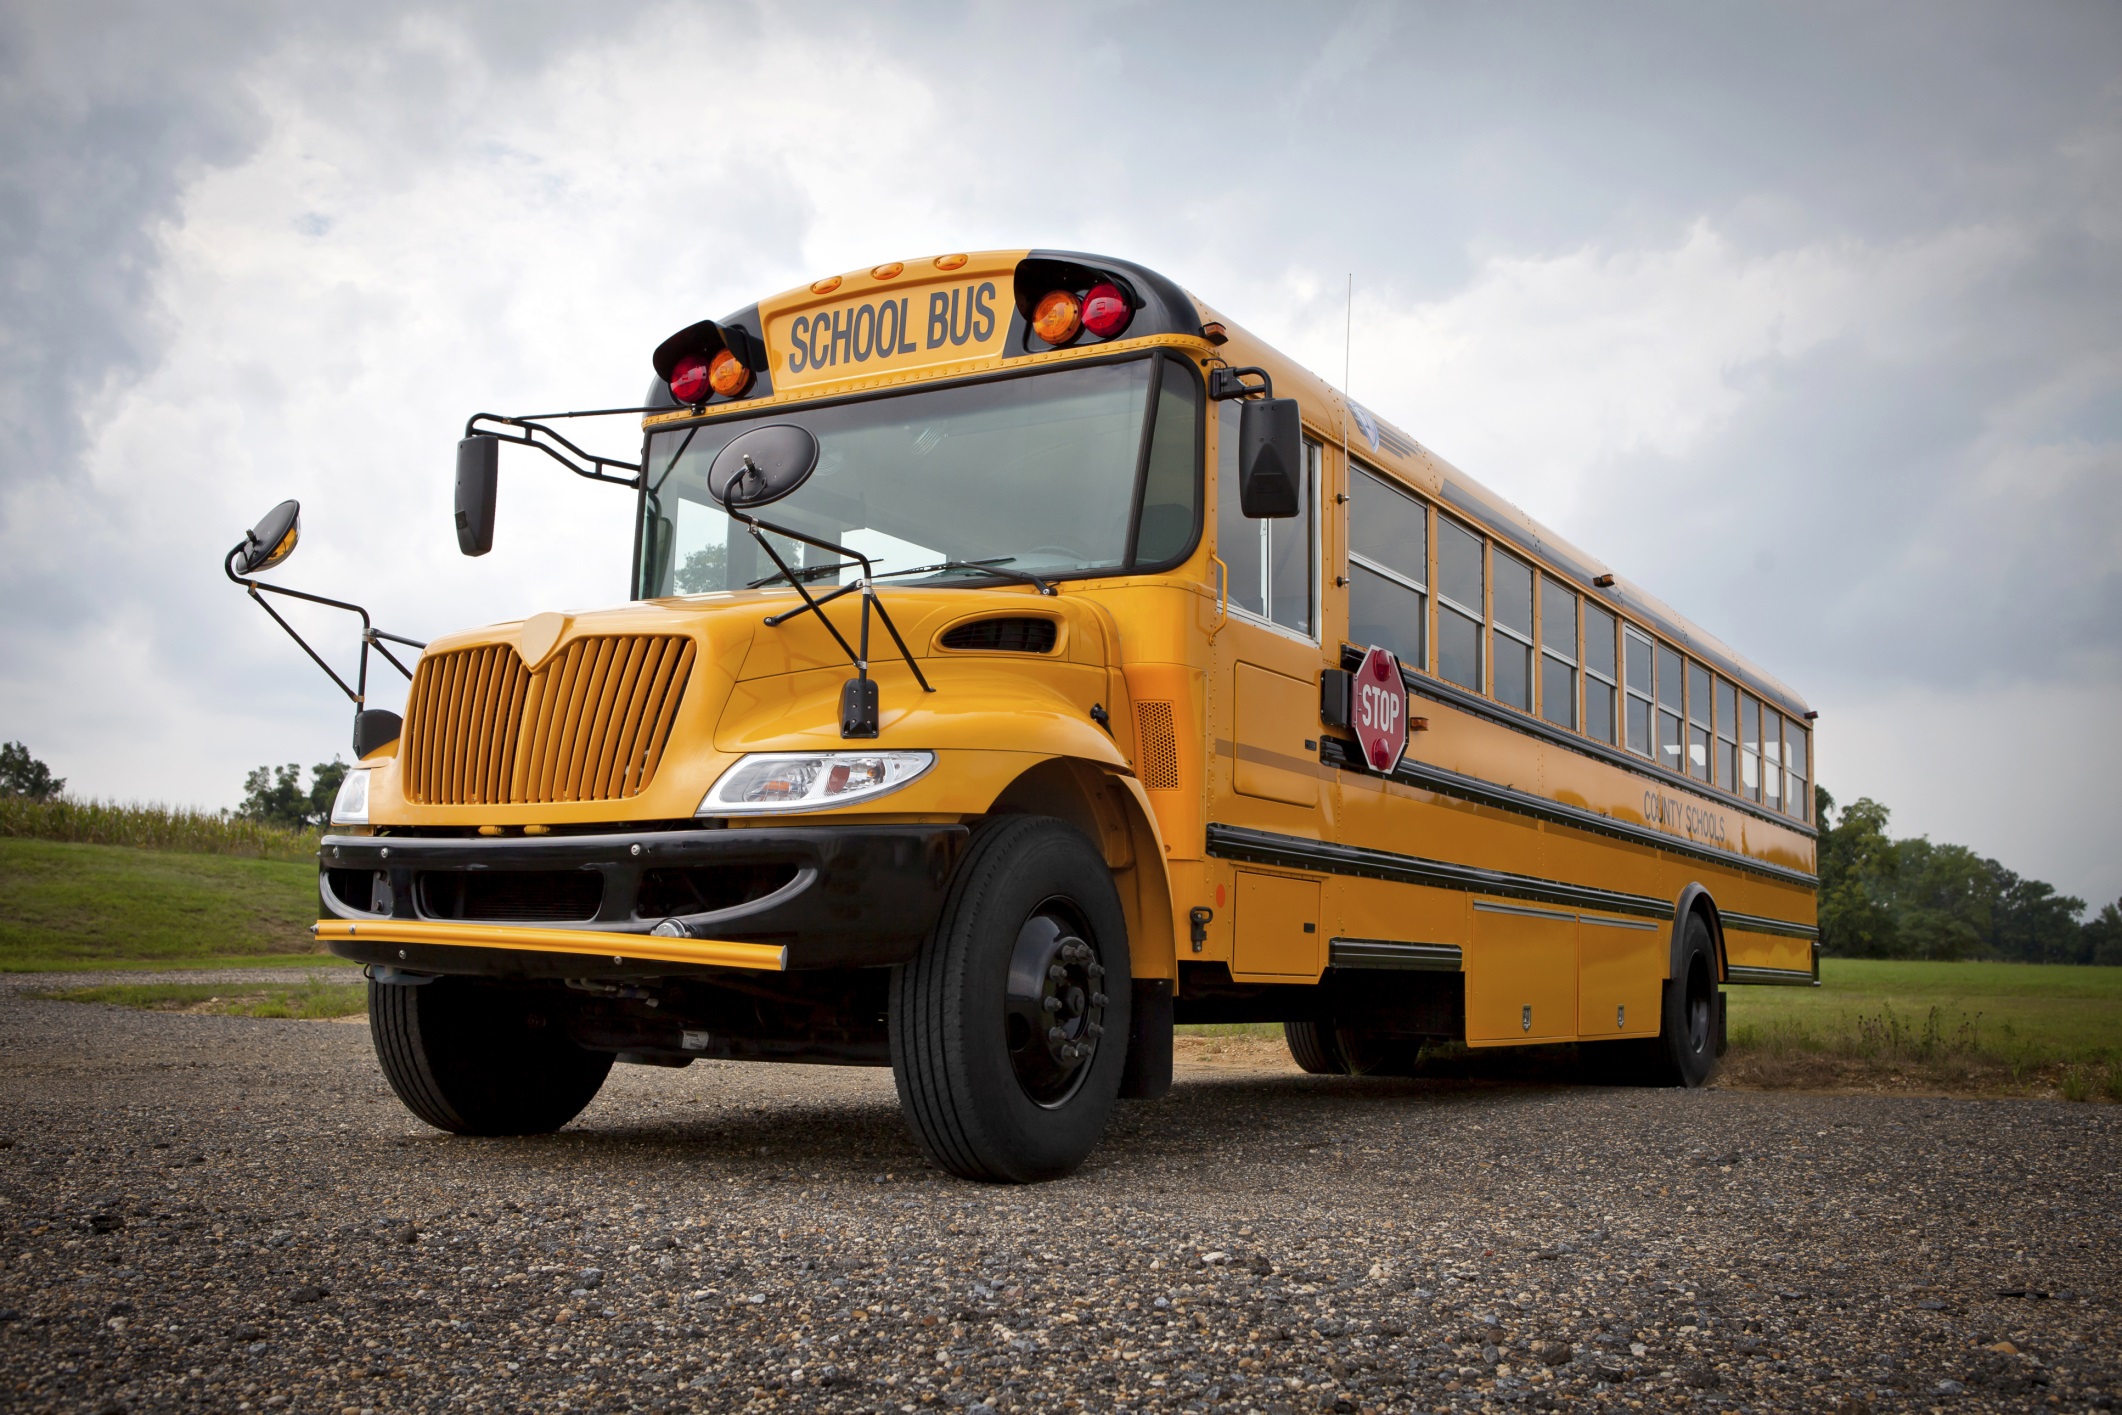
[{"x1": 0, "y1": 837, "x2": 327, "y2": 971}]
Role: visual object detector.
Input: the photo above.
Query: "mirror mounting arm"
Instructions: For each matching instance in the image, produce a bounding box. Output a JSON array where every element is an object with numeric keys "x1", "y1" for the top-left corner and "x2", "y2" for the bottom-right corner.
[
  {"x1": 1208, "y1": 366, "x2": 1275, "y2": 402},
  {"x1": 223, "y1": 543, "x2": 426, "y2": 726},
  {"x1": 462, "y1": 413, "x2": 645, "y2": 489},
  {"x1": 719, "y1": 481, "x2": 933, "y2": 740}
]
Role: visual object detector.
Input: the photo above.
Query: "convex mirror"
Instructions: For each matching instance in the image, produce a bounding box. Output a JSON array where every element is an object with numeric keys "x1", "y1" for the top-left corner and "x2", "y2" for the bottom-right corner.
[
  {"x1": 709, "y1": 424, "x2": 820, "y2": 509},
  {"x1": 455, "y1": 435, "x2": 500, "y2": 557},
  {"x1": 234, "y1": 499, "x2": 302, "y2": 575},
  {"x1": 1238, "y1": 397, "x2": 1302, "y2": 519}
]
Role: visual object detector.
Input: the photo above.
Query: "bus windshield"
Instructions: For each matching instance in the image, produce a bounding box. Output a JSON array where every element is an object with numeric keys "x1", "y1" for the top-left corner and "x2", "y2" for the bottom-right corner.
[{"x1": 635, "y1": 354, "x2": 1199, "y2": 597}]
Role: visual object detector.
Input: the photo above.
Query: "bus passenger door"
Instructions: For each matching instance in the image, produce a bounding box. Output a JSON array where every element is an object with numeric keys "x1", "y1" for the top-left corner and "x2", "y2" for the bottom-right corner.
[
  {"x1": 1213, "y1": 405, "x2": 1329, "y2": 976},
  {"x1": 1465, "y1": 900, "x2": 1577, "y2": 1042}
]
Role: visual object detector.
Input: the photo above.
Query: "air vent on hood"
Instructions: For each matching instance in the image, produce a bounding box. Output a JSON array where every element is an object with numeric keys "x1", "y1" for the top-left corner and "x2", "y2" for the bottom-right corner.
[{"x1": 939, "y1": 617, "x2": 1059, "y2": 653}]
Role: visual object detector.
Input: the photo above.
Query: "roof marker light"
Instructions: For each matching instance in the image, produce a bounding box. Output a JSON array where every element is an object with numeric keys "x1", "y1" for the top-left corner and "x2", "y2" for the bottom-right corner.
[
  {"x1": 871, "y1": 262, "x2": 904, "y2": 280},
  {"x1": 1032, "y1": 290, "x2": 1082, "y2": 345},
  {"x1": 811, "y1": 275, "x2": 843, "y2": 294},
  {"x1": 1081, "y1": 281, "x2": 1131, "y2": 339},
  {"x1": 669, "y1": 354, "x2": 712, "y2": 404},
  {"x1": 707, "y1": 348, "x2": 751, "y2": 398},
  {"x1": 933, "y1": 253, "x2": 969, "y2": 270}
]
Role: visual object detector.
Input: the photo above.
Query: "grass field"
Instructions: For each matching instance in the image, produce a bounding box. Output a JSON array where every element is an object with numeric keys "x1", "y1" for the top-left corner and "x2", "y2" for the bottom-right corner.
[
  {"x1": 0, "y1": 837, "x2": 328, "y2": 971},
  {"x1": 1177, "y1": 959, "x2": 2121, "y2": 1100}
]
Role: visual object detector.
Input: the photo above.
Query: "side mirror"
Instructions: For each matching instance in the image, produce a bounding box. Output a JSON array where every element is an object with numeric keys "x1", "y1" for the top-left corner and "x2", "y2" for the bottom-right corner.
[
  {"x1": 1238, "y1": 397, "x2": 1302, "y2": 519},
  {"x1": 708, "y1": 424, "x2": 820, "y2": 509},
  {"x1": 233, "y1": 499, "x2": 302, "y2": 575},
  {"x1": 455, "y1": 435, "x2": 499, "y2": 556}
]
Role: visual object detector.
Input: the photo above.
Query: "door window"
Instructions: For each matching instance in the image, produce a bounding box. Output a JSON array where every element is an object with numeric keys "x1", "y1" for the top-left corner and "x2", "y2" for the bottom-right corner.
[{"x1": 1216, "y1": 401, "x2": 1317, "y2": 638}]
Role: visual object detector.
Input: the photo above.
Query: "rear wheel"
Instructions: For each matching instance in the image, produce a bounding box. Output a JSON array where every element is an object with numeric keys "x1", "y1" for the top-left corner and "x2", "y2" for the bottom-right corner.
[
  {"x1": 1285, "y1": 1020, "x2": 1422, "y2": 1076},
  {"x1": 1585, "y1": 912, "x2": 1719, "y2": 1087},
  {"x1": 370, "y1": 977, "x2": 612, "y2": 1135},
  {"x1": 889, "y1": 817, "x2": 1131, "y2": 1183}
]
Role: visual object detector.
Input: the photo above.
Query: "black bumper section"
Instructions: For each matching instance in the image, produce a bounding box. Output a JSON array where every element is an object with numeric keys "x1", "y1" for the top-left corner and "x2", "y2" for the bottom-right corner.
[{"x1": 319, "y1": 824, "x2": 967, "y2": 975}]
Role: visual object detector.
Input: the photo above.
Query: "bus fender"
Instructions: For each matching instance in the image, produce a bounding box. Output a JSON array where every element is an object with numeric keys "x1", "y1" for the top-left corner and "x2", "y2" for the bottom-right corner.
[{"x1": 1671, "y1": 882, "x2": 1729, "y2": 1057}]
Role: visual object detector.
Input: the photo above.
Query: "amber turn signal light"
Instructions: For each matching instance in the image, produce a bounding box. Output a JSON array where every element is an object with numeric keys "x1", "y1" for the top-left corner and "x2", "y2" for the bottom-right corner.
[
  {"x1": 707, "y1": 348, "x2": 752, "y2": 398},
  {"x1": 669, "y1": 354, "x2": 712, "y2": 403},
  {"x1": 1032, "y1": 289, "x2": 1082, "y2": 345}
]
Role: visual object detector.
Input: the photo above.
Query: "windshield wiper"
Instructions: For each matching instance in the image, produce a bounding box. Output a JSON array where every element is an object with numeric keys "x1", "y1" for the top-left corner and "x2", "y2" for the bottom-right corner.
[
  {"x1": 748, "y1": 561, "x2": 862, "y2": 589},
  {"x1": 876, "y1": 557, "x2": 1056, "y2": 597}
]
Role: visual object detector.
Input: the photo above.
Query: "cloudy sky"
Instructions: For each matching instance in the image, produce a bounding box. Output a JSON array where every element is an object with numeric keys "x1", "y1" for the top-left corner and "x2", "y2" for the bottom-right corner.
[{"x1": 3, "y1": 1, "x2": 2117, "y2": 904}]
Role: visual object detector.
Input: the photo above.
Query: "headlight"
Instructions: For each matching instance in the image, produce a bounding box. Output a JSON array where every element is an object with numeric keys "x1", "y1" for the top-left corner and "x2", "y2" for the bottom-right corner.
[
  {"x1": 330, "y1": 768, "x2": 371, "y2": 825},
  {"x1": 699, "y1": 751, "x2": 934, "y2": 815}
]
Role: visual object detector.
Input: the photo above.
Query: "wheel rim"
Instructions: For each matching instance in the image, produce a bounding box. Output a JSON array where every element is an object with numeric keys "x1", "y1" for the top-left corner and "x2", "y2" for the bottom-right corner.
[
  {"x1": 1683, "y1": 956, "x2": 1713, "y2": 1058},
  {"x1": 1002, "y1": 897, "x2": 1108, "y2": 1108}
]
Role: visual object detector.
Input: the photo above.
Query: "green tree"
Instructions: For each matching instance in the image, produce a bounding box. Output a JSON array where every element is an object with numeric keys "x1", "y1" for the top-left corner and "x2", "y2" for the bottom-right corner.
[
  {"x1": 1993, "y1": 872, "x2": 2088, "y2": 964},
  {"x1": 0, "y1": 741, "x2": 65, "y2": 800},
  {"x1": 675, "y1": 543, "x2": 727, "y2": 593},
  {"x1": 1816, "y1": 793, "x2": 1900, "y2": 957},
  {"x1": 2082, "y1": 900, "x2": 2122, "y2": 967},
  {"x1": 238, "y1": 758, "x2": 345, "y2": 829}
]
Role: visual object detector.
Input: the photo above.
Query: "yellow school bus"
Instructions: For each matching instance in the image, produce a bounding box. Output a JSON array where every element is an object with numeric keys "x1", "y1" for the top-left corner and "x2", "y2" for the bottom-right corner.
[{"x1": 232, "y1": 248, "x2": 1817, "y2": 1182}]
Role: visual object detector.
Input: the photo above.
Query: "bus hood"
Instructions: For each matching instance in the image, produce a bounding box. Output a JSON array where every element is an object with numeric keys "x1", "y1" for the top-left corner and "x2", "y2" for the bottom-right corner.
[{"x1": 358, "y1": 586, "x2": 1129, "y2": 827}]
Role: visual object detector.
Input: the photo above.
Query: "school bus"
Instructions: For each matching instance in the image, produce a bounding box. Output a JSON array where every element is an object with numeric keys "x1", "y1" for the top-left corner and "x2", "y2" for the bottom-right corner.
[{"x1": 231, "y1": 249, "x2": 1818, "y2": 1183}]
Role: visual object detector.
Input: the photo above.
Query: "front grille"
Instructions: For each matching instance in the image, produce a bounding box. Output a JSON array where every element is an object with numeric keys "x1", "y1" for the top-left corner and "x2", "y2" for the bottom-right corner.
[
  {"x1": 416, "y1": 870, "x2": 604, "y2": 923},
  {"x1": 1135, "y1": 700, "x2": 1179, "y2": 789},
  {"x1": 939, "y1": 617, "x2": 1058, "y2": 653},
  {"x1": 401, "y1": 635, "x2": 696, "y2": 805}
]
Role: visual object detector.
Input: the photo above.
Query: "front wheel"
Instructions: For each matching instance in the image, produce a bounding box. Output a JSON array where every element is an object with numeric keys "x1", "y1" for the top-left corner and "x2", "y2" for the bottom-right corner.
[
  {"x1": 370, "y1": 977, "x2": 612, "y2": 1135},
  {"x1": 889, "y1": 816, "x2": 1131, "y2": 1183}
]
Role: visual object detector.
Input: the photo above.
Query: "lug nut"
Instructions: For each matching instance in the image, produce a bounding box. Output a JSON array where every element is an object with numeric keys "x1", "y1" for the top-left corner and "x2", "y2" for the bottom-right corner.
[
  {"x1": 1042, "y1": 997, "x2": 1062, "y2": 1013},
  {"x1": 1090, "y1": 992, "x2": 1108, "y2": 1008},
  {"x1": 1087, "y1": 1022, "x2": 1104, "y2": 1038},
  {"x1": 1048, "y1": 964, "x2": 1068, "y2": 981},
  {"x1": 1048, "y1": 1026, "x2": 1067, "y2": 1045}
]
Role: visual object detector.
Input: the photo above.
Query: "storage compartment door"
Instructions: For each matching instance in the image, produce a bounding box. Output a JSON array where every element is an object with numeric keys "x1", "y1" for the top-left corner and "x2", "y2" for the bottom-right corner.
[
  {"x1": 1577, "y1": 913, "x2": 1664, "y2": 1037},
  {"x1": 1465, "y1": 900, "x2": 1578, "y2": 1042},
  {"x1": 1233, "y1": 662, "x2": 1320, "y2": 806},
  {"x1": 1232, "y1": 870, "x2": 1323, "y2": 980}
]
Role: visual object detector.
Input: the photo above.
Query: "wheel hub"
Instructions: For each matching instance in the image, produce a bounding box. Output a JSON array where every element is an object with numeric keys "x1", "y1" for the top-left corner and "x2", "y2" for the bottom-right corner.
[{"x1": 1003, "y1": 904, "x2": 1108, "y2": 1106}]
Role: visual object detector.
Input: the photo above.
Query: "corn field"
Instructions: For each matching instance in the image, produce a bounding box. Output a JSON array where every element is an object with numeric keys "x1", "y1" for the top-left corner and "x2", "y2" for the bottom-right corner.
[{"x1": 0, "y1": 796, "x2": 318, "y2": 861}]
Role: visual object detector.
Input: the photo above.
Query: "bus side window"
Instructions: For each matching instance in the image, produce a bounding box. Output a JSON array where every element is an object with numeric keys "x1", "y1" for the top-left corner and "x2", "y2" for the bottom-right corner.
[
  {"x1": 1436, "y1": 518, "x2": 1485, "y2": 691},
  {"x1": 1491, "y1": 550, "x2": 1534, "y2": 712},
  {"x1": 1346, "y1": 464, "x2": 1427, "y2": 670},
  {"x1": 1539, "y1": 577, "x2": 1577, "y2": 730},
  {"x1": 1740, "y1": 693, "x2": 1762, "y2": 800},
  {"x1": 1786, "y1": 724, "x2": 1809, "y2": 820},
  {"x1": 1623, "y1": 627, "x2": 1654, "y2": 756},
  {"x1": 1583, "y1": 602, "x2": 1617, "y2": 743},
  {"x1": 1215, "y1": 406, "x2": 1316, "y2": 636},
  {"x1": 1686, "y1": 660, "x2": 1712, "y2": 782},
  {"x1": 1762, "y1": 707, "x2": 1784, "y2": 810},
  {"x1": 1655, "y1": 643, "x2": 1685, "y2": 776},
  {"x1": 1714, "y1": 677, "x2": 1738, "y2": 792}
]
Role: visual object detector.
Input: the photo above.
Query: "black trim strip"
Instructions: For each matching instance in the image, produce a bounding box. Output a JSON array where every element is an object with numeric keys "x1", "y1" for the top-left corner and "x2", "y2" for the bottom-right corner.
[
  {"x1": 1722, "y1": 911, "x2": 1821, "y2": 941},
  {"x1": 1319, "y1": 736, "x2": 1818, "y2": 888},
  {"x1": 1206, "y1": 823, "x2": 1675, "y2": 921},
  {"x1": 1337, "y1": 645, "x2": 1819, "y2": 842},
  {"x1": 1330, "y1": 939, "x2": 1462, "y2": 971},
  {"x1": 1727, "y1": 964, "x2": 1821, "y2": 987}
]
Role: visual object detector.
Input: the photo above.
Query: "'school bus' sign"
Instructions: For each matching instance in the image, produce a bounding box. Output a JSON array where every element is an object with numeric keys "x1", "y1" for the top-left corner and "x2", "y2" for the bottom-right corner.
[{"x1": 769, "y1": 278, "x2": 1007, "y2": 388}]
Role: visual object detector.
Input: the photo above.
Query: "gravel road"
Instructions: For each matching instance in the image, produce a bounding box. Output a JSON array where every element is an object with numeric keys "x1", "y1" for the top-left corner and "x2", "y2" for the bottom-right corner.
[{"x1": 2, "y1": 970, "x2": 2116, "y2": 1414}]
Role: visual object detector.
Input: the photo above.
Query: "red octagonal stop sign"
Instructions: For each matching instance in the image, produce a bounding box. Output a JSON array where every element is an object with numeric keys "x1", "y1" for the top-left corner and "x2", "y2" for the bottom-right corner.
[{"x1": 1352, "y1": 645, "x2": 1408, "y2": 774}]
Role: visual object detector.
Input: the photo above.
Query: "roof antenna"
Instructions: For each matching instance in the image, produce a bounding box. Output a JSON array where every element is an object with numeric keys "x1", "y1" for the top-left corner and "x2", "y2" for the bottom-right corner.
[{"x1": 1340, "y1": 272, "x2": 1353, "y2": 497}]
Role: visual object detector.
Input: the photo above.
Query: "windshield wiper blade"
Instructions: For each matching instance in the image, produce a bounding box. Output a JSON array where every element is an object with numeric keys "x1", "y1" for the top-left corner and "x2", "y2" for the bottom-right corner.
[
  {"x1": 748, "y1": 561, "x2": 862, "y2": 589},
  {"x1": 876, "y1": 557, "x2": 1056, "y2": 597}
]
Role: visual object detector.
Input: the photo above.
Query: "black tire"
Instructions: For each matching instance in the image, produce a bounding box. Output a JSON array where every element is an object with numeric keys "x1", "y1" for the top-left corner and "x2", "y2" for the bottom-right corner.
[
  {"x1": 370, "y1": 977, "x2": 612, "y2": 1136},
  {"x1": 1586, "y1": 912, "x2": 1720, "y2": 1087},
  {"x1": 1284, "y1": 1018, "x2": 1346, "y2": 1074},
  {"x1": 889, "y1": 816, "x2": 1131, "y2": 1183}
]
